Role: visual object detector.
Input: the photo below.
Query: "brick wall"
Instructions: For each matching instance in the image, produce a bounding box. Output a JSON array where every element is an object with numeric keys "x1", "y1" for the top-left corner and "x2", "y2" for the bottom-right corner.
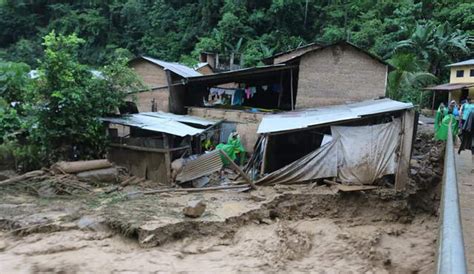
[
  {"x1": 129, "y1": 59, "x2": 170, "y2": 112},
  {"x1": 296, "y1": 44, "x2": 387, "y2": 108}
]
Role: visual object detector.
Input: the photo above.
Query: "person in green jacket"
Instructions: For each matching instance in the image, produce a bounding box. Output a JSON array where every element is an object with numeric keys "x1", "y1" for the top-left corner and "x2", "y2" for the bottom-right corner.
[
  {"x1": 216, "y1": 132, "x2": 246, "y2": 166},
  {"x1": 435, "y1": 109, "x2": 459, "y2": 141},
  {"x1": 434, "y1": 102, "x2": 447, "y2": 133}
]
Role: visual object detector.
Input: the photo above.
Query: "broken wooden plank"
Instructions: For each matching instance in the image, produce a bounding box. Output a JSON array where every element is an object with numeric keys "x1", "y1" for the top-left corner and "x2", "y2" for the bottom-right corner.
[
  {"x1": 336, "y1": 185, "x2": 378, "y2": 192},
  {"x1": 139, "y1": 184, "x2": 251, "y2": 195},
  {"x1": 0, "y1": 170, "x2": 46, "y2": 186},
  {"x1": 219, "y1": 150, "x2": 257, "y2": 189}
]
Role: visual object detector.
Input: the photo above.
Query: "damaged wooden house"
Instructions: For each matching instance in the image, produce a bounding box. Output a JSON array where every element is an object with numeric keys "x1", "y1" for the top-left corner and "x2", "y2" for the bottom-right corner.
[
  {"x1": 101, "y1": 112, "x2": 220, "y2": 185},
  {"x1": 248, "y1": 98, "x2": 416, "y2": 190}
]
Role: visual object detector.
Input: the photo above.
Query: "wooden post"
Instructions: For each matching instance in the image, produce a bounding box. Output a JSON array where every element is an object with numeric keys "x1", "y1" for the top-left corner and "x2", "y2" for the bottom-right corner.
[
  {"x1": 165, "y1": 70, "x2": 173, "y2": 113},
  {"x1": 260, "y1": 135, "x2": 269, "y2": 176},
  {"x1": 395, "y1": 109, "x2": 415, "y2": 191},
  {"x1": 219, "y1": 150, "x2": 257, "y2": 189},
  {"x1": 431, "y1": 91, "x2": 436, "y2": 115},
  {"x1": 290, "y1": 69, "x2": 294, "y2": 110},
  {"x1": 163, "y1": 133, "x2": 172, "y2": 185},
  {"x1": 277, "y1": 71, "x2": 283, "y2": 108}
]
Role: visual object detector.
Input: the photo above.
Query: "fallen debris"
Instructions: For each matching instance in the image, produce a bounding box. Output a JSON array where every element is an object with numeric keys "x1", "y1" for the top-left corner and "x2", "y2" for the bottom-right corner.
[
  {"x1": 335, "y1": 185, "x2": 378, "y2": 192},
  {"x1": 132, "y1": 184, "x2": 251, "y2": 197},
  {"x1": 0, "y1": 170, "x2": 46, "y2": 186},
  {"x1": 51, "y1": 159, "x2": 112, "y2": 174},
  {"x1": 76, "y1": 167, "x2": 118, "y2": 183},
  {"x1": 183, "y1": 200, "x2": 206, "y2": 218}
]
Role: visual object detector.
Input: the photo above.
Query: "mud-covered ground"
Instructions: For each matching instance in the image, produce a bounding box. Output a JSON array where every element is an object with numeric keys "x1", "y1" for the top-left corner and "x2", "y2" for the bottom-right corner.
[{"x1": 0, "y1": 122, "x2": 441, "y2": 273}]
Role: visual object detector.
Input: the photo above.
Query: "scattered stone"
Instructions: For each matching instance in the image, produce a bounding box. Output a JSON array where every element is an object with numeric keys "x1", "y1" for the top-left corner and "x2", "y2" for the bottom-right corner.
[
  {"x1": 0, "y1": 240, "x2": 8, "y2": 251},
  {"x1": 183, "y1": 200, "x2": 206, "y2": 218},
  {"x1": 250, "y1": 193, "x2": 266, "y2": 202},
  {"x1": 260, "y1": 218, "x2": 272, "y2": 225},
  {"x1": 77, "y1": 216, "x2": 108, "y2": 232},
  {"x1": 410, "y1": 159, "x2": 421, "y2": 169}
]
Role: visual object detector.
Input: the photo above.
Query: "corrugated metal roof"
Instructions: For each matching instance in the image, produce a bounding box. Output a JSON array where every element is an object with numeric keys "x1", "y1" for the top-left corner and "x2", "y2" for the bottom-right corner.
[
  {"x1": 257, "y1": 99, "x2": 413, "y2": 134},
  {"x1": 424, "y1": 83, "x2": 474, "y2": 91},
  {"x1": 101, "y1": 113, "x2": 218, "y2": 137},
  {"x1": 141, "y1": 56, "x2": 202, "y2": 78},
  {"x1": 141, "y1": 111, "x2": 218, "y2": 126},
  {"x1": 175, "y1": 150, "x2": 223, "y2": 183},
  {"x1": 446, "y1": 59, "x2": 474, "y2": 67}
]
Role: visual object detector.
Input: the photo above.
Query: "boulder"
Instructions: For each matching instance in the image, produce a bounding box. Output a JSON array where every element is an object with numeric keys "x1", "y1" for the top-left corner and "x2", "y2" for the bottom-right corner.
[{"x1": 183, "y1": 200, "x2": 206, "y2": 218}]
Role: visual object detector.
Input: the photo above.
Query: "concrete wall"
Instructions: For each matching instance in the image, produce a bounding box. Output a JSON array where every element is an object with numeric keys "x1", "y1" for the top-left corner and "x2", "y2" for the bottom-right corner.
[
  {"x1": 450, "y1": 65, "x2": 474, "y2": 84},
  {"x1": 187, "y1": 107, "x2": 266, "y2": 152},
  {"x1": 296, "y1": 44, "x2": 387, "y2": 108},
  {"x1": 129, "y1": 59, "x2": 170, "y2": 112}
]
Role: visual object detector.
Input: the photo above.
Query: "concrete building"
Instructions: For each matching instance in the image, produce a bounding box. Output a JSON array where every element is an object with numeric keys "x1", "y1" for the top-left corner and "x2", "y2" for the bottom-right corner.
[{"x1": 425, "y1": 59, "x2": 474, "y2": 106}]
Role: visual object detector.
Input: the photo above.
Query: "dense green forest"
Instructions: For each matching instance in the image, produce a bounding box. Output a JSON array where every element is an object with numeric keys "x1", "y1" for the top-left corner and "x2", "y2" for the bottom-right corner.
[
  {"x1": 1, "y1": 1, "x2": 473, "y2": 69},
  {"x1": 0, "y1": 0, "x2": 473, "y2": 168}
]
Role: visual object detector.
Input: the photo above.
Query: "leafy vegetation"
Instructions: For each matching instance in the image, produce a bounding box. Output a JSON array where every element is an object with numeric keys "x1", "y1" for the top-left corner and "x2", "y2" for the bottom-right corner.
[{"x1": 0, "y1": 32, "x2": 143, "y2": 170}]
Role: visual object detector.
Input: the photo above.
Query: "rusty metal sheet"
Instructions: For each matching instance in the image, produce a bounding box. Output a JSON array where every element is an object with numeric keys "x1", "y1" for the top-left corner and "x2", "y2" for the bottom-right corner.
[{"x1": 176, "y1": 150, "x2": 223, "y2": 183}]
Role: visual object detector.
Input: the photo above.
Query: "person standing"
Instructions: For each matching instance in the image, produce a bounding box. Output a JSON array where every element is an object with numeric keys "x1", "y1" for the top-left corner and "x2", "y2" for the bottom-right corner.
[
  {"x1": 460, "y1": 98, "x2": 474, "y2": 129},
  {"x1": 435, "y1": 102, "x2": 447, "y2": 134},
  {"x1": 458, "y1": 111, "x2": 474, "y2": 173},
  {"x1": 435, "y1": 107, "x2": 459, "y2": 141}
]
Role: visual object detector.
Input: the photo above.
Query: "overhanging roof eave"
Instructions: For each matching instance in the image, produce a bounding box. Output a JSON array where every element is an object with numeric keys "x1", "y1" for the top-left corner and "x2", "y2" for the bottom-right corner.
[{"x1": 184, "y1": 64, "x2": 297, "y2": 85}]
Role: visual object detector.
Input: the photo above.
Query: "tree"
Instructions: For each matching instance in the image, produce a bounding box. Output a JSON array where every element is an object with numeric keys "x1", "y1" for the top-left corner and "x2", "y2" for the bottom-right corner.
[
  {"x1": 24, "y1": 31, "x2": 143, "y2": 166},
  {"x1": 394, "y1": 22, "x2": 472, "y2": 77},
  {"x1": 387, "y1": 53, "x2": 437, "y2": 104}
]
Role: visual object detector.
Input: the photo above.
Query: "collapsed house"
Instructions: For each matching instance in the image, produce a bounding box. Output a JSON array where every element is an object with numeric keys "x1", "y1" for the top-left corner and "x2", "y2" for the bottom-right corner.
[
  {"x1": 101, "y1": 112, "x2": 220, "y2": 185},
  {"x1": 247, "y1": 99, "x2": 416, "y2": 190}
]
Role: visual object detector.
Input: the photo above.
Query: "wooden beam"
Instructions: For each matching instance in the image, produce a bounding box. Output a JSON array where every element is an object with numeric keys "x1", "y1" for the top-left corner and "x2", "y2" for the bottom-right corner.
[
  {"x1": 395, "y1": 109, "x2": 415, "y2": 191},
  {"x1": 260, "y1": 135, "x2": 269, "y2": 176},
  {"x1": 140, "y1": 184, "x2": 251, "y2": 195},
  {"x1": 163, "y1": 133, "x2": 172, "y2": 185},
  {"x1": 219, "y1": 150, "x2": 257, "y2": 189},
  {"x1": 109, "y1": 143, "x2": 190, "y2": 153}
]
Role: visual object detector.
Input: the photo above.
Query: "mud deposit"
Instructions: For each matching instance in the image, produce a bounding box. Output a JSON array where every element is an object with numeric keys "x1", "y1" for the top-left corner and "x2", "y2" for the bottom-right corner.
[{"x1": 0, "y1": 186, "x2": 437, "y2": 273}]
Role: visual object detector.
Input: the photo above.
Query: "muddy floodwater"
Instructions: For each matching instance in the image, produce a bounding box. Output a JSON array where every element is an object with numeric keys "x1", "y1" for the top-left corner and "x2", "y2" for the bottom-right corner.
[{"x1": 0, "y1": 184, "x2": 438, "y2": 273}]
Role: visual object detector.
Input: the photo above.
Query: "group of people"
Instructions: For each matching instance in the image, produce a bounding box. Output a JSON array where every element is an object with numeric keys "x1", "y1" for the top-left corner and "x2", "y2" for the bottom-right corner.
[{"x1": 434, "y1": 98, "x2": 474, "y2": 156}]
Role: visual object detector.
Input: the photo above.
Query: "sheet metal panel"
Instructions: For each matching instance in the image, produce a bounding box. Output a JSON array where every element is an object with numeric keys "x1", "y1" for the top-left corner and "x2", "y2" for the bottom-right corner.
[
  {"x1": 101, "y1": 114, "x2": 204, "y2": 137},
  {"x1": 141, "y1": 111, "x2": 218, "y2": 126},
  {"x1": 142, "y1": 56, "x2": 201, "y2": 78},
  {"x1": 175, "y1": 150, "x2": 223, "y2": 183},
  {"x1": 257, "y1": 99, "x2": 413, "y2": 134}
]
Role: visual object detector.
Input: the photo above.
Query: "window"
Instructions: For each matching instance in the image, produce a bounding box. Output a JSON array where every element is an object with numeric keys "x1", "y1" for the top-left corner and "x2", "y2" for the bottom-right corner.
[
  {"x1": 456, "y1": 70, "x2": 464, "y2": 77},
  {"x1": 470, "y1": 69, "x2": 474, "y2": 77}
]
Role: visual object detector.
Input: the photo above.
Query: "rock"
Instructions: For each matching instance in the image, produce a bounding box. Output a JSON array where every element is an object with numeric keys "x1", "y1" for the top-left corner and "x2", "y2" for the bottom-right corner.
[
  {"x1": 410, "y1": 168, "x2": 417, "y2": 176},
  {"x1": 77, "y1": 216, "x2": 108, "y2": 232},
  {"x1": 183, "y1": 200, "x2": 206, "y2": 218},
  {"x1": 410, "y1": 159, "x2": 421, "y2": 169},
  {"x1": 250, "y1": 193, "x2": 266, "y2": 202},
  {"x1": 0, "y1": 240, "x2": 8, "y2": 251}
]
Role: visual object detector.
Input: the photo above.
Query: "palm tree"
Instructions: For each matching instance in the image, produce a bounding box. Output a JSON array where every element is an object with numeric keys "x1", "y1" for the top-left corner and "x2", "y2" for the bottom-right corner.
[
  {"x1": 387, "y1": 53, "x2": 437, "y2": 101},
  {"x1": 394, "y1": 22, "x2": 472, "y2": 76}
]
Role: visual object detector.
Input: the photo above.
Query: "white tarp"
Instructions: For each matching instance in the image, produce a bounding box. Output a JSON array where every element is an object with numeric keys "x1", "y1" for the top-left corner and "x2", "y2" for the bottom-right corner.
[
  {"x1": 256, "y1": 119, "x2": 401, "y2": 185},
  {"x1": 332, "y1": 119, "x2": 401, "y2": 184},
  {"x1": 256, "y1": 139, "x2": 338, "y2": 185}
]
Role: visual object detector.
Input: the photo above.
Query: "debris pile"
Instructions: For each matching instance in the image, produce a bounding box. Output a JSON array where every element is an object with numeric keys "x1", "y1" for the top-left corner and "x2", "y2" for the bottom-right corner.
[
  {"x1": 409, "y1": 131, "x2": 444, "y2": 190},
  {"x1": 0, "y1": 159, "x2": 123, "y2": 197}
]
